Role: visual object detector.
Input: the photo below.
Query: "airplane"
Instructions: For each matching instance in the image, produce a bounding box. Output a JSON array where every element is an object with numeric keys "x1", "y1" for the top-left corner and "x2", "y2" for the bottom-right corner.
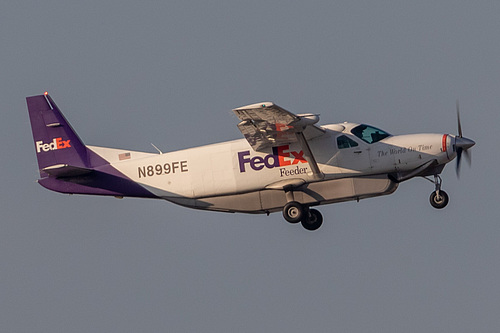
[{"x1": 27, "y1": 92, "x2": 475, "y2": 231}]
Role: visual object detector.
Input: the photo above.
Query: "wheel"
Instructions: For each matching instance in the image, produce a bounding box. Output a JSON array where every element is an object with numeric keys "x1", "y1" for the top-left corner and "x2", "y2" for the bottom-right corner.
[
  {"x1": 283, "y1": 201, "x2": 304, "y2": 224},
  {"x1": 430, "y1": 190, "x2": 449, "y2": 209},
  {"x1": 301, "y1": 208, "x2": 323, "y2": 231}
]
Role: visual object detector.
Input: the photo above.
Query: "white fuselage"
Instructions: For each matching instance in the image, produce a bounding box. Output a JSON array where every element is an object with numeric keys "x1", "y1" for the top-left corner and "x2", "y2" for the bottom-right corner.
[{"x1": 87, "y1": 122, "x2": 455, "y2": 204}]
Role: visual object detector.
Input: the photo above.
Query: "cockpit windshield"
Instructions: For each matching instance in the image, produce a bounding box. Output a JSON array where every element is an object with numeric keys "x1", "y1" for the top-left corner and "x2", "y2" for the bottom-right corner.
[{"x1": 351, "y1": 124, "x2": 391, "y2": 144}]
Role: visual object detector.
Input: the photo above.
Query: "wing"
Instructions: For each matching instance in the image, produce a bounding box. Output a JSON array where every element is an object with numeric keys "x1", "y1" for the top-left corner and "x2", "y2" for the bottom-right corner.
[
  {"x1": 233, "y1": 102, "x2": 325, "y2": 151},
  {"x1": 233, "y1": 102, "x2": 325, "y2": 180}
]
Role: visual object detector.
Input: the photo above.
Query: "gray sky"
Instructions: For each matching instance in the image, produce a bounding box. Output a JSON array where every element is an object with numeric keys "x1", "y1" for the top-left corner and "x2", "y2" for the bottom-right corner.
[{"x1": 1, "y1": 1, "x2": 499, "y2": 332}]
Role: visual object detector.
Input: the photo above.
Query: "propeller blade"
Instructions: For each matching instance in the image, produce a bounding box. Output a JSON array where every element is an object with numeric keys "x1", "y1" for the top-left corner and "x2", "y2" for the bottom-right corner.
[
  {"x1": 454, "y1": 102, "x2": 474, "y2": 178},
  {"x1": 464, "y1": 149, "x2": 472, "y2": 167},
  {"x1": 456, "y1": 100, "x2": 463, "y2": 138},
  {"x1": 456, "y1": 147, "x2": 462, "y2": 177}
]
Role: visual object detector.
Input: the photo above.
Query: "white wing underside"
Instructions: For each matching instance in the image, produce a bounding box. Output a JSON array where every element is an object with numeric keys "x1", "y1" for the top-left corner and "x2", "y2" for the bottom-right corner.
[
  {"x1": 233, "y1": 102, "x2": 325, "y2": 180},
  {"x1": 233, "y1": 102, "x2": 325, "y2": 151}
]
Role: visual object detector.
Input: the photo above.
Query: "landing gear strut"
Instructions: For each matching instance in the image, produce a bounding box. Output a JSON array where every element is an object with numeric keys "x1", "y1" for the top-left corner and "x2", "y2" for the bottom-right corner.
[{"x1": 425, "y1": 175, "x2": 449, "y2": 209}]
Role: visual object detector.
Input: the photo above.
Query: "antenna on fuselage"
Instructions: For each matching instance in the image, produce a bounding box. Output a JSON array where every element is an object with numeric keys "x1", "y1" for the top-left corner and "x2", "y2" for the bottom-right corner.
[{"x1": 151, "y1": 143, "x2": 163, "y2": 154}]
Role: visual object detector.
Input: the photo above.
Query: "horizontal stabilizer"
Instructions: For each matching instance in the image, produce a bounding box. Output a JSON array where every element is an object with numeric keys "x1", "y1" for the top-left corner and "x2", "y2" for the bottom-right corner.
[{"x1": 41, "y1": 164, "x2": 94, "y2": 178}]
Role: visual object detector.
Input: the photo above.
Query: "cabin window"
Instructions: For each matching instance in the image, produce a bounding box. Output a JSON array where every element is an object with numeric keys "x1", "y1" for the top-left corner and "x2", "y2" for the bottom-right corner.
[
  {"x1": 351, "y1": 124, "x2": 391, "y2": 144},
  {"x1": 337, "y1": 135, "x2": 359, "y2": 149}
]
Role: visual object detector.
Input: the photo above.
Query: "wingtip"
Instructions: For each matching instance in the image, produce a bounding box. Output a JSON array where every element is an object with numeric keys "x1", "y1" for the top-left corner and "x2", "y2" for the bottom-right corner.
[{"x1": 233, "y1": 101, "x2": 275, "y2": 111}]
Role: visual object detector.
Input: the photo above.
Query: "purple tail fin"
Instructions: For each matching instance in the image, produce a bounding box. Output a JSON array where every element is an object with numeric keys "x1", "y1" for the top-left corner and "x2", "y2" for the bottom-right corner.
[
  {"x1": 26, "y1": 93, "x2": 155, "y2": 198},
  {"x1": 26, "y1": 93, "x2": 89, "y2": 175}
]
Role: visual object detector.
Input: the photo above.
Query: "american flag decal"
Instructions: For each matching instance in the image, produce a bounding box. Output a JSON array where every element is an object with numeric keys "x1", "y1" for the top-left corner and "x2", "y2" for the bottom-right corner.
[{"x1": 118, "y1": 152, "x2": 131, "y2": 160}]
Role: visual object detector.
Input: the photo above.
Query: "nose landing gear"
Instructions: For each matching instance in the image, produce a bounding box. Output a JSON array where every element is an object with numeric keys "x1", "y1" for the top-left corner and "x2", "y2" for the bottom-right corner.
[
  {"x1": 425, "y1": 175, "x2": 449, "y2": 209},
  {"x1": 282, "y1": 201, "x2": 323, "y2": 231}
]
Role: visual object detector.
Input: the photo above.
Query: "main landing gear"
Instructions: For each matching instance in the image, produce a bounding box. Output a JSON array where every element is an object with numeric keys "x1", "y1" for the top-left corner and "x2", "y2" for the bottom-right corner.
[
  {"x1": 426, "y1": 175, "x2": 449, "y2": 209},
  {"x1": 283, "y1": 201, "x2": 323, "y2": 231}
]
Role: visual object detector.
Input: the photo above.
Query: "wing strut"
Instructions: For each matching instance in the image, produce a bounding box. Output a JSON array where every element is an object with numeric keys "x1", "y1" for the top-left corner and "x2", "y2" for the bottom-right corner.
[{"x1": 295, "y1": 132, "x2": 324, "y2": 180}]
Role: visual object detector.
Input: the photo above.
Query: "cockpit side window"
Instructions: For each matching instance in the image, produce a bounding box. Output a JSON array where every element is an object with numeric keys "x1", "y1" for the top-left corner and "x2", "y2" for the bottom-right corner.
[
  {"x1": 351, "y1": 124, "x2": 391, "y2": 144},
  {"x1": 337, "y1": 135, "x2": 359, "y2": 149}
]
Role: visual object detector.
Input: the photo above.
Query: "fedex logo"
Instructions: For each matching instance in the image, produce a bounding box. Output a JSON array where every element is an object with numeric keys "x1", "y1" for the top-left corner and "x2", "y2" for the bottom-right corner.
[
  {"x1": 35, "y1": 137, "x2": 71, "y2": 153},
  {"x1": 238, "y1": 145, "x2": 307, "y2": 172}
]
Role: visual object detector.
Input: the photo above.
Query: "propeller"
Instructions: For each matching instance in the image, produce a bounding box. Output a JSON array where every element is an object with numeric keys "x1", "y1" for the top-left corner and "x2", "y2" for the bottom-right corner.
[{"x1": 455, "y1": 101, "x2": 475, "y2": 177}]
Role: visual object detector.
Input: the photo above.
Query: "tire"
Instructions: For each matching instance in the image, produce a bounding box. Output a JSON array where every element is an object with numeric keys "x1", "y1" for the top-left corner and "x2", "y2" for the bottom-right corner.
[
  {"x1": 430, "y1": 190, "x2": 449, "y2": 209},
  {"x1": 283, "y1": 201, "x2": 304, "y2": 224},
  {"x1": 301, "y1": 208, "x2": 323, "y2": 231}
]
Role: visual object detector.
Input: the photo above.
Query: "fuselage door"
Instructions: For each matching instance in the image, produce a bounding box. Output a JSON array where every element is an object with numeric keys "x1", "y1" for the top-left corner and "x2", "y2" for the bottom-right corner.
[{"x1": 332, "y1": 135, "x2": 372, "y2": 174}]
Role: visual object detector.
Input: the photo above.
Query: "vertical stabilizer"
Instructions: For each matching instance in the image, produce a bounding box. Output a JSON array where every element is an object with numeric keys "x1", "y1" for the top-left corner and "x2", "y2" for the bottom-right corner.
[{"x1": 26, "y1": 93, "x2": 89, "y2": 175}]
